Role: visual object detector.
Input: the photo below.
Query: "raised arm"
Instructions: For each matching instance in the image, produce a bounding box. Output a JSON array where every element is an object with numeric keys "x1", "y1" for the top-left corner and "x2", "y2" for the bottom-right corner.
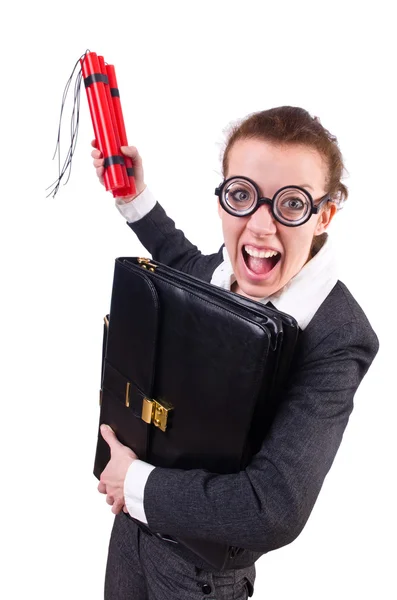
[{"x1": 92, "y1": 143, "x2": 223, "y2": 280}]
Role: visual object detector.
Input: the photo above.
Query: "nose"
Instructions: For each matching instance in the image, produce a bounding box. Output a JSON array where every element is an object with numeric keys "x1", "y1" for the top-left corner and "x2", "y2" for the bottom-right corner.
[{"x1": 246, "y1": 204, "x2": 277, "y2": 236}]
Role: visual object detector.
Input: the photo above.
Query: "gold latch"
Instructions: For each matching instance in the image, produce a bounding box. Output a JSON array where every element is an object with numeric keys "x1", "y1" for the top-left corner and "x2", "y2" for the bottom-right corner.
[
  {"x1": 104, "y1": 315, "x2": 109, "y2": 329},
  {"x1": 141, "y1": 398, "x2": 173, "y2": 432},
  {"x1": 137, "y1": 257, "x2": 157, "y2": 272}
]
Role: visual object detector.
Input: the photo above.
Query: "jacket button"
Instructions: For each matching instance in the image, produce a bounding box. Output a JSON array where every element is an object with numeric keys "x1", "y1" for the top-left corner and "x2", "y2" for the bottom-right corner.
[{"x1": 202, "y1": 583, "x2": 212, "y2": 594}]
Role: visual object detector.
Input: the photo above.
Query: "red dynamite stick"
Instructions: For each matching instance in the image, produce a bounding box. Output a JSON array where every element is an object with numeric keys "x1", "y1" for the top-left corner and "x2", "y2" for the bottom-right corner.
[
  {"x1": 80, "y1": 52, "x2": 125, "y2": 192},
  {"x1": 106, "y1": 64, "x2": 136, "y2": 197},
  {"x1": 97, "y1": 56, "x2": 130, "y2": 192}
]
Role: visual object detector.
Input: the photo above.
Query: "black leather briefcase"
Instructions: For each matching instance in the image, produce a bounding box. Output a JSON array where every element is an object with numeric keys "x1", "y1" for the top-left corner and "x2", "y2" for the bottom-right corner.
[{"x1": 94, "y1": 256, "x2": 298, "y2": 569}]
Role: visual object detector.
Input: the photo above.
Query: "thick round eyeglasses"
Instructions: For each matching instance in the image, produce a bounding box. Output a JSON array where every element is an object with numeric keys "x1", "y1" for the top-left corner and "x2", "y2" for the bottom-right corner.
[{"x1": 215, "y1": 176, "x2": 331, "y2": 227}]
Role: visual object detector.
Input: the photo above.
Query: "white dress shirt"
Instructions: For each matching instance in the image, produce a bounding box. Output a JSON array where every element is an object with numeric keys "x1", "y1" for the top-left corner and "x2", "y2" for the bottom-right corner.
[{"x1": 115, "y1": 188, "x2": 338, "y2": 524}]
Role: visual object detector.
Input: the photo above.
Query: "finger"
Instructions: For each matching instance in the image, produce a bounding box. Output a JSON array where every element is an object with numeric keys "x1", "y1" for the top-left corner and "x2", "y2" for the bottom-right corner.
[
  {"x1": 96, "y1": 166, "x2": 105, "y2": 181},
  {"x1": 120, "y1": 147, "x2": 145, "y2": 196},
  {"x1": 98, "y1": 481, "x2": 106, "y2": 494},
  {"x1": 91, "y1": 139, "x2": 98, "y2": 149},
  {"x1": 111, "y1": 499, "x2": 124, "y2": 515},
  {"x1": 91, "y1": 149, "x2": 103, "y2": 160},
  {"x1": 106, "y1": 495, "x2": 114, "y2": 506},
  {"x1": 120, "y1": 145, "x2": 141, "y2": 161},
  {"x1": 93, "y1": 157, "x2": 104, "y2": 168},
  {"x1": 100, "y1": 424, "x2": 121, "y2": 451}
]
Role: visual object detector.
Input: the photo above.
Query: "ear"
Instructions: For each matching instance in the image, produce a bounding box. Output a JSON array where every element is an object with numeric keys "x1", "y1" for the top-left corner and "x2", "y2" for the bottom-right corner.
[{"x1": 314, "y1": 202, "x2": 337, "y2": 235}]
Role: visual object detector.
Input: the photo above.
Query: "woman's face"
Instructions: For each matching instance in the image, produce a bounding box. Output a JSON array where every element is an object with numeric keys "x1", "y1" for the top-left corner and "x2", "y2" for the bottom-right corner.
[{"x1": 219, "y1": 139, "x2": 336, "y2": 299}]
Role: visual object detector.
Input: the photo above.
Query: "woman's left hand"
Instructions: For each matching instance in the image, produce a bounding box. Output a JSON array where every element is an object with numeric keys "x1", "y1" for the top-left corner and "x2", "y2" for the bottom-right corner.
[{"x1": 97, "y1": 424, "x2": 138, "y2": 515}]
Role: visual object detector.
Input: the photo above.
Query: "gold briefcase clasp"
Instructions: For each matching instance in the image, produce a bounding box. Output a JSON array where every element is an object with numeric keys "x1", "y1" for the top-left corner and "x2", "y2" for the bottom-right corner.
[
  {"x1": 137, "y1": 257, "x2": 157, "y2": 272},
  {"x1": 141, "y1": 398, "x2": 173, "y2": 432}
]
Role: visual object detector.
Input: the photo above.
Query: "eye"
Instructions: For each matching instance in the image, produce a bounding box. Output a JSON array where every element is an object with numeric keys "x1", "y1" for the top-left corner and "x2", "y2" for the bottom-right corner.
[
  {"x1": 281, "y1": 197, "x2": 305, "y2": 210},
  {"x1": 230, "y1": 188, "x2": 251, "y2": 203},
  {"x1": 223, "y1": 179, "x2": 257, "y2": 212}
]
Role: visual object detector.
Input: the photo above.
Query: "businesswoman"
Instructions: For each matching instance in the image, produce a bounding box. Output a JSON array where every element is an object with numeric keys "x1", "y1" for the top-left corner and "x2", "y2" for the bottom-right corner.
[{"x1": 92, "y1": 106, "x2": 379, "y2": 599}]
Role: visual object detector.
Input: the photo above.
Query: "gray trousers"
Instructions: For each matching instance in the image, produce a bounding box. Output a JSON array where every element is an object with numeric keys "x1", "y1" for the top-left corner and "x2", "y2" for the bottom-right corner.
[{"x1": 105, "y1": 512, "x2": 256, "y2": 599}]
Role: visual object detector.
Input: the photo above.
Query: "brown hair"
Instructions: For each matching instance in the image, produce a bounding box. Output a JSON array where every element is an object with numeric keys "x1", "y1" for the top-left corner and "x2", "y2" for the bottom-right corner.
[{"x1": 221, "y1": 106, "x2": 348, "y2": 207}]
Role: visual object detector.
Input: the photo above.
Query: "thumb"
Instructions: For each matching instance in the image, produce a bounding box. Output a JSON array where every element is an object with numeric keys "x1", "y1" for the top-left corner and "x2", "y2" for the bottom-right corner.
[
  {"x1": 119, "y1": 146, "x2": 145, "y2": 196},
  {"x1": 120, "y1": 145, "x2": 141, "y2": 161},
  {"x1": 100, "y1": 424, "x2": 120, "y2": 451}
]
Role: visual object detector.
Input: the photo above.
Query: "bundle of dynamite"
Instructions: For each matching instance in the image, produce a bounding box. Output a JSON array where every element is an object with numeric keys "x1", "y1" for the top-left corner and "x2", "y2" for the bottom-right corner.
[{"x1": 48, "y1": 50, "x2": 136, "y2": 198}]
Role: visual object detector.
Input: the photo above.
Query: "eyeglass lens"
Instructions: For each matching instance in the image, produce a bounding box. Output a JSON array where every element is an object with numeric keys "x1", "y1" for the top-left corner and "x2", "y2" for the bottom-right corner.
[{"x1": 223, "y1": 179, "x2": 312, "y2": 224}]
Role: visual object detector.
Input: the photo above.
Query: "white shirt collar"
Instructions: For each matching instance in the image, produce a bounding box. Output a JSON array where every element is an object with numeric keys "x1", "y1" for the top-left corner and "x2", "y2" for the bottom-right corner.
[{"x1": 210, "y1": 234, "x2": 338, "y2": 330}]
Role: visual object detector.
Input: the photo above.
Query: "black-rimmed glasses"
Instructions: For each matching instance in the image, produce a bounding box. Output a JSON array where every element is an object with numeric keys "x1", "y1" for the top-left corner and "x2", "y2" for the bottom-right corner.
[{"x1": 215, "y1": 176, "x2": 331, "y2": 227}]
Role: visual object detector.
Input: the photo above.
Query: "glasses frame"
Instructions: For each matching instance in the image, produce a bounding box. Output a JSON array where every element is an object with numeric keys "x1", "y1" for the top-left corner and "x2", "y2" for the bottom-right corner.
[{"x1": 215, "y1": 176, "x2": 331, "y2": 227}]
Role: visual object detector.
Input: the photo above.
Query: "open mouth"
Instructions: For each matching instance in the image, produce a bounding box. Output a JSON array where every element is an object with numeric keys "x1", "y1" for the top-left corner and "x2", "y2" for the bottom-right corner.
[{"x1": 242, "y1": 245, "x2": 281, "y2": 276}]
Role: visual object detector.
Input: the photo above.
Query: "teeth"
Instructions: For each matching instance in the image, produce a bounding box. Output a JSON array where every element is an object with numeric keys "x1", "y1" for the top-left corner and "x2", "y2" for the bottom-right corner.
[{"x1": 244, "y1": 245, "x2": 279, "y2": 259}]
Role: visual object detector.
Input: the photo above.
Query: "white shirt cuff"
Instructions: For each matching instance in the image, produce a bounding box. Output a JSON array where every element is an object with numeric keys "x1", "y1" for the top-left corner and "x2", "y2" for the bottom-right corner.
[
  {"x1": 115, "y1": 187, "x2": 157, "y2": 223},
  {"x1": 124, "y1": 459, "x2": 156, "y2": 524}
]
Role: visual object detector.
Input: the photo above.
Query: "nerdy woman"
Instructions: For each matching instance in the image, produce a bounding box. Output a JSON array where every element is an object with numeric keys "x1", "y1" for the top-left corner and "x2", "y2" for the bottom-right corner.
[{"x1": 92, "y1": 106, "x2": 379, "y2": 600}]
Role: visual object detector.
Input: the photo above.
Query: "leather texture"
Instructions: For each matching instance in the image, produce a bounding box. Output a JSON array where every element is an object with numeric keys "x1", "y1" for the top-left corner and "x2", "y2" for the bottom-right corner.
[{"x1": 94, "y1": 256, "x2": 298, "y2": 569}]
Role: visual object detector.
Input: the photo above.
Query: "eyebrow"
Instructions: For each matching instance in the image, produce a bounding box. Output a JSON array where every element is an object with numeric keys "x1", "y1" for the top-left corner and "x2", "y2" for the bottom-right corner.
[{"x1": 226, "y1": 176, "x2": 315, "y2": 193}]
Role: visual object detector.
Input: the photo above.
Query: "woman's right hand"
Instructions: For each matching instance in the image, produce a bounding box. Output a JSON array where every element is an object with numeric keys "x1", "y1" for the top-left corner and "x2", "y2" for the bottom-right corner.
[{"x1": 91, "y1": 140, "x2": 147, "y2": 202}]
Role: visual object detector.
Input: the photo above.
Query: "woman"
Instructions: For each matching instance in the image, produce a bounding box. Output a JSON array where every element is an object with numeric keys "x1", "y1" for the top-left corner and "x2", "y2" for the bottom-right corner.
[{"x1": 92, "y1": 106, "x2": 379, "y2": 599}]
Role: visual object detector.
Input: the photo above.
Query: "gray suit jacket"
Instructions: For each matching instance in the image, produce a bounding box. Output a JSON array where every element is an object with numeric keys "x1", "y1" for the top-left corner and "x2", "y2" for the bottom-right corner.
[{"x1": 127, "y1": 203, "x2": 379, "y2": 571}]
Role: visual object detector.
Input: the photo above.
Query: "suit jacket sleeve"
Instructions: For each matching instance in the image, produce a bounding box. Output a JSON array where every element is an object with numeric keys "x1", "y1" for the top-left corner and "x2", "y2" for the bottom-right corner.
[
  {"x1": 127, "y1": 203, "x2": 224, "y2": 281},
  {"x1": 142, "y1": 319, "x2": 379, "y2": 553}
]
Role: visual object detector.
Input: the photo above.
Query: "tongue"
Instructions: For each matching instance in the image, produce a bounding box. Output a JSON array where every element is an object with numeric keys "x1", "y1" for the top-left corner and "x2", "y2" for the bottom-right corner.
[{"x1": 247, "y1": 255, "x2": 274, "y2": 275}]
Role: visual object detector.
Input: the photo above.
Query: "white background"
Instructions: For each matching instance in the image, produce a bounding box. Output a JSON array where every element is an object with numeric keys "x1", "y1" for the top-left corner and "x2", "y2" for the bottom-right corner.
[{"x1": 1, "y1": 1, "x2": 396, "y2": 598}]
